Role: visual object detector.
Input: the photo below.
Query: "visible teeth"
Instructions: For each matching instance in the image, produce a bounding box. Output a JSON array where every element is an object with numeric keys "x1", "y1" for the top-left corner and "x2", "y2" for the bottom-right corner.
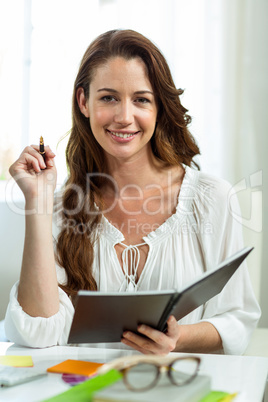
[{"x1": 110, "y1": 131, "x2": 134, "y2": 138}]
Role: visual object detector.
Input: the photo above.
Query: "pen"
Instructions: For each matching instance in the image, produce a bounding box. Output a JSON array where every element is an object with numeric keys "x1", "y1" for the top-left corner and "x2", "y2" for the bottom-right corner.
[{"x1": 39, "y1": 136, "x2": 46, "y2": 165}]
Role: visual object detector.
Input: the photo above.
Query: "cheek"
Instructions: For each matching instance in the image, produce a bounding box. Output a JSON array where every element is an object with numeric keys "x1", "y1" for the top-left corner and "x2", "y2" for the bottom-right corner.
[
  {"x1": 139, "y1": 111, "x2": 157, "y2": 129},
  {"x1": 92, "y1": 108, "x2": 113, "y2": 126},
  {"x1": 89, "y1": 108, "x2": 114, "y2": 141}
]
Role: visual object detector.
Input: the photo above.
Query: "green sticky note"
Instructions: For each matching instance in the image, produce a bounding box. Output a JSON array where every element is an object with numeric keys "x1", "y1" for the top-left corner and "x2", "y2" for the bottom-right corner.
[
  {"x1": 200, "y1": 391, "x2": 237, "y2": 402},
  {"x1": 43, "y1": 369, "x2": 122, "y2": 402},
  {"x1": 0, "y1": 355, "x2": 33, "y2": 367}
]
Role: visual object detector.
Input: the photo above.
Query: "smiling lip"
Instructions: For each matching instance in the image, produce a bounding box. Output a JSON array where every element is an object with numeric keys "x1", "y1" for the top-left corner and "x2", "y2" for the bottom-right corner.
[{"x1": 106, "y1": 129, "x2": 139, "y2": 142}]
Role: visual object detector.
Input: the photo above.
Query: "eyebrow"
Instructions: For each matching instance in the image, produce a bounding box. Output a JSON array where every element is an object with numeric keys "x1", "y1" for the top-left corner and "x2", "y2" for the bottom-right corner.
[{"x1": 97, "y1": 88, "x2": 154, "y2": 95}]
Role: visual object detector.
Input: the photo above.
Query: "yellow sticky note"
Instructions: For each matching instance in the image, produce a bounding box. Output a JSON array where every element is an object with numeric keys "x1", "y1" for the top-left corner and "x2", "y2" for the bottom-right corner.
[
  {"x1": 0, "y1": 355, "x2": 33, "y2": 367},
  {"x1": 221, "y1": 394, "x2": 238, "y2": 402},
  {"x1": 200, "y1": 391, "x2": 238, "y2": 402}
]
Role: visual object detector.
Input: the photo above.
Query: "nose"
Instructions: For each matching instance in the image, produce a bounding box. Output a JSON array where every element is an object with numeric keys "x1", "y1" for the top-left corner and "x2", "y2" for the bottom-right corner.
[{"x1": 114, "y1": 100, "x2": 134, "y2": 125}]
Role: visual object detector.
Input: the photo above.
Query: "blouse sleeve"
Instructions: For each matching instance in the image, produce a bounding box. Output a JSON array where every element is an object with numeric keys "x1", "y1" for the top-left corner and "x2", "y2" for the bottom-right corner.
[
  {"x1": 4, "y1": 198, "x2": 74, "y2": 348},
  {"x1": 4, "y1": 279, "x2": 74, "y2": 348},
  {"x1": 194, "y1": 173, "x2": 261, "y2": 355}
]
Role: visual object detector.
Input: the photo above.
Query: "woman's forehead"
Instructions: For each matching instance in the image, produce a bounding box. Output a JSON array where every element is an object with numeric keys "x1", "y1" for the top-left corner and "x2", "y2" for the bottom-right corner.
[{"x1": 90, "y1": 57, "x2": 152, "y2": 90}]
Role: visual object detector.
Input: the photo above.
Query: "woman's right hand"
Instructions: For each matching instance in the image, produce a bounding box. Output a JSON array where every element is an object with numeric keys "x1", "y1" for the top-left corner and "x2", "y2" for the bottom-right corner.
[
  {"x1": 9, "y1": 145, "x2": 60, "y2": 318},
  {"x1": 9, "y1": 144, "x2": 57, "y2": 202}
]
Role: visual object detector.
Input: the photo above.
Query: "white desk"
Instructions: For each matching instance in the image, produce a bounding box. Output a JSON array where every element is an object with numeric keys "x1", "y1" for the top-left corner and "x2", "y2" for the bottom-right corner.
[{"x1": 0, "y1": 342, "x2": 267, "y2": 402}]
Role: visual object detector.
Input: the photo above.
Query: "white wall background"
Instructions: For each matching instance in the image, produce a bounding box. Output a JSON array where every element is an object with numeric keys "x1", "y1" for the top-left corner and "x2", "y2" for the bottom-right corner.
[{"x1": 0, "y1": 0, "x2": 267, "y2": 324}]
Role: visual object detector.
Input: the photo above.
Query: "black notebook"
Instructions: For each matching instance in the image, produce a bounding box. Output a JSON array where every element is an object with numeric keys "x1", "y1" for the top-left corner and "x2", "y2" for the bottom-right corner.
[{"x1": 68, "y1": 246, "x2": 253, "y2": 344}]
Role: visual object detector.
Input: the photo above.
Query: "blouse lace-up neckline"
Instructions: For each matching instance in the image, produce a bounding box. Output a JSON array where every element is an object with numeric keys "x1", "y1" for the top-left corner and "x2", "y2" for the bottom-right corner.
[{"x1": 118, "y1": 242, "x2": 147, "y2": 292}]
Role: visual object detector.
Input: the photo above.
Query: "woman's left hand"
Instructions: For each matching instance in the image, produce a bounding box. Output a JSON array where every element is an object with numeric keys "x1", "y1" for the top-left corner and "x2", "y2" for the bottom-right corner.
[{"x1": 121, "y1": 315, "x2": 180, "y2": 355}]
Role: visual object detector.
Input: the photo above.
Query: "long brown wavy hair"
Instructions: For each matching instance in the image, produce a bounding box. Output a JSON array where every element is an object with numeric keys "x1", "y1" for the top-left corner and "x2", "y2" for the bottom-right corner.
[{"x1": 56, "y1": 29, "x2": 200, "y2": 298}]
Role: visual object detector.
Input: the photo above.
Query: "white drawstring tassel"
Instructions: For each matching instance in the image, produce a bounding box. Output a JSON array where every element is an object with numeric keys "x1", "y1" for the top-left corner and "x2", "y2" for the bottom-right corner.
[{"x1": 120, "y1": 242, "x2": 146, "y2": 292}]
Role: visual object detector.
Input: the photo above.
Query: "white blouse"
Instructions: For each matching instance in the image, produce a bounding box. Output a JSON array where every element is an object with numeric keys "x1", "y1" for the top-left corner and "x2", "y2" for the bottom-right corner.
[{"x1": 5, "y1": 166, "x2": 261, "y2": 354}]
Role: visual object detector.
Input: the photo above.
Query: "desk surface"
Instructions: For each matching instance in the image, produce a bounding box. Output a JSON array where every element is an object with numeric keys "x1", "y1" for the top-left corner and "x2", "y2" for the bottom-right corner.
[{"x1": 0, "y1": 342, "x2": 267, "y2": 402}]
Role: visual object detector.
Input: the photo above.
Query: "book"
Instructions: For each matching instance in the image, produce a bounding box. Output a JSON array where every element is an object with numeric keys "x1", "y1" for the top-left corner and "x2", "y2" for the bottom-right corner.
[
  {"x1": 68, "y1": 246, "x2": 253, "y2": 344},
  {"x1": 92, "y1": 373, "x2": 211, "y2": 402}
]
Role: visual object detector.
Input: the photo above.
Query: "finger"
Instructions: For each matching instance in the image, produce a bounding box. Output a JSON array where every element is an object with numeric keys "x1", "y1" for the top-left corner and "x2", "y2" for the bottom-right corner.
[
  {"x1": 137, "y1": 321, "x2": 178, "y2": 353},
  {"x1": 121, "y1": 336, "x2": 153, "y2": 355},
  {"x1": 123, "y1": 330, "x2": 165, "y2": 355},
  {"x1": 31, "y1": 144, "x2": 56, "y2": 157},
  {"x1": 41, "y1": 146, "x2": 56, "y2": 168},
  {"x1": 30, "y1": 145, "x2": 56, "y2": 169},
  {"x1": 44, "y1": 145, "x2": 56, "y2": 158},
  {"x1": 46, "y1": 158, "x2": 54, "y2": 168},
  {"x1": 17, "y1": 153, "x2": 42, "y2": 174},
  {"x1": 21, "y1": 146, "x2": 47, "y2": 169},
  {"x1": 166, "y1": 315, "x2": 180, "y2": 338},
  {"x1": 137, "y1": 325, "x2": 167, "y2": 345}
]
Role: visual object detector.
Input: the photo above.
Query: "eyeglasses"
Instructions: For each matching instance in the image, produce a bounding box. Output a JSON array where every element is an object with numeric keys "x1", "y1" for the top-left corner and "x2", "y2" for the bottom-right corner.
[{"x1": 97, "y1": 355, "x2": 201, "y2": 392}]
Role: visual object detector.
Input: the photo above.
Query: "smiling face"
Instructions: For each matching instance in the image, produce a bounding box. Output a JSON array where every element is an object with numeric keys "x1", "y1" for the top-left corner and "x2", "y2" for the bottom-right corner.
[{"x1": 77, "y1": 57, "x2": 158, "y2": 166}]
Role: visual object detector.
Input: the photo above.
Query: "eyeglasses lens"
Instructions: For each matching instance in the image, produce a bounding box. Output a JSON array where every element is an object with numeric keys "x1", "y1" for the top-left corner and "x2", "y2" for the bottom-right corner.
[
  {"x1": 170, "y1": 358, "x2": 198, "y2": 386},
  {"x1": 125, "y1": 363, "x2": 158, "y2": 391}
]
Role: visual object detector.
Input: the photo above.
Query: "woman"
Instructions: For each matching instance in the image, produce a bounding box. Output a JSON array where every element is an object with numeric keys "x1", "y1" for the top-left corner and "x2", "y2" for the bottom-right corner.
[{"x1": 5, "y1": 29, "x2": 260, "y2": 354}]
